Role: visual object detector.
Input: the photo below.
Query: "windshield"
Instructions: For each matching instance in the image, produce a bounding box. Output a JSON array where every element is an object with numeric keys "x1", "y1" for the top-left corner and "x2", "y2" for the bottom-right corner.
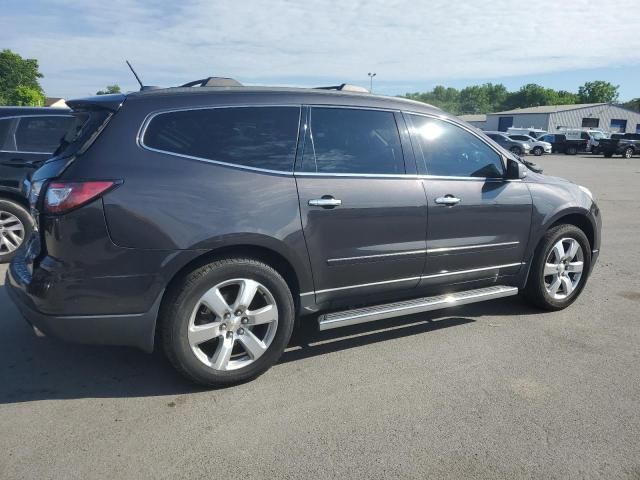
[{"x1": 590, "y1": 131, "x2": 606, "y2": 140}]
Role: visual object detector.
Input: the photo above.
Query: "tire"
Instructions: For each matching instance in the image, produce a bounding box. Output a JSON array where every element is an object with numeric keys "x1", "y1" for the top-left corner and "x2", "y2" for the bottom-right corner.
[
  {"x1": 623, "y1": 147, "x2": 634, "y2": 159},
  {"x1": 523, "y1": 224, "x2": 591, "y2": 311},
  {"x1": 604, "y1": 152, "x2": 613, "y2": 158},
  {"x1": 566, "y1": 146, "x2": 578, "y2": 155},
  {"x1": 532, "y1": 146, "x2": 544, "y2": 156},
  {"x1": 0, "y1": 200, "x2": 32, "y2": 264},
  {"x1": 161, "y1": 257, "x2": 295, "y2": 387},
  {"x1": 510, "y1": 146, "x2": 522, "y2": 156}
]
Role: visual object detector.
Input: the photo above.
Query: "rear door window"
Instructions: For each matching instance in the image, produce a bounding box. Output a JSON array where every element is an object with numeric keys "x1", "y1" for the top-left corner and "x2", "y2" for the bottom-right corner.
[
  {"x1": 15, "y1": 116, "x2": 75, "y2": 153},
  {"x1": 143, "y1": 106, "x2": 301, "y2": 172},
  {"x1": 0, "y1": 118, "x2": 13, "y2": 150},
  {"x1": 408, "y1": 115, "x2": 504, "y2": 178},
  {"x1": 298, "y1": 107, "x2": 404, "y2": 174}
]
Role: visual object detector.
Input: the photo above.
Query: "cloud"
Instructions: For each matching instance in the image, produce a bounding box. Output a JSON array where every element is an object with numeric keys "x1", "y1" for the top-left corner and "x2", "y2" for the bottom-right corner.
[{"x1": 2, "y1": 0, "x2": 640, "y2": 97}]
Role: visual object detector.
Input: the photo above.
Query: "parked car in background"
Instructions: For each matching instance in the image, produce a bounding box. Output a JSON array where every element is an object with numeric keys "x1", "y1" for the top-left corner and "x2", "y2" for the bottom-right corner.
[
  {"x1": 484, "y1": 131, "x2": 531, "y2": 156},
  {"x1": 537, "y1": 133, "x2": 588, "y2": 155},
  {"x1": 508, "y1": 134, "x2": 552, "y2": 156},
  {"x1": 560, "y1": 128, "x2": 607, "y2": 153},
  {"x1": 0, "y1": 107, "x2": 75, "y2": 262},
  {"x1": 507, "y1": 127, "x2": 547, "y2": 139},
  {"x1": 7, "y1": 80, "x2": 600, "y2": 387},
  {"x1": 597, "y1": 133, "x2": 640, "y2": 158}
]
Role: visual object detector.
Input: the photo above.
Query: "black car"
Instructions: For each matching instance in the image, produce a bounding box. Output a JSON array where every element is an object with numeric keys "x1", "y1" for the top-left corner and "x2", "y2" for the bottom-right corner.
[
  {"x1": 537, "y1": 133, "x2": 588, "y2": 155},
  {"x1": 0, "y1": 107, "x2": 75, "y2": 261},
  {"x1": 6, "y1": 79, "x2": 601, "y2": 387},
  {"x1": 597, "y1": 133, "x2": 640, "y2": 158}
]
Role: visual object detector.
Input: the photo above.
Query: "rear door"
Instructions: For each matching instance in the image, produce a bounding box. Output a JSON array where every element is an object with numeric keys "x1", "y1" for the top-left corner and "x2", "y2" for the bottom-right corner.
[
  {"x1": 295, "y1": 106, "x2": 427, "y2": 303},
  {"x1": 405, "y1": 114, "x2": 532, "y2": 289}
]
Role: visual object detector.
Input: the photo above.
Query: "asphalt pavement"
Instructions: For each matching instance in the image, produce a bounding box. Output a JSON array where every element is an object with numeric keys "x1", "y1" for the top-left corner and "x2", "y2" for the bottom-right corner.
[{"x1": 1, "y1": 154, "x2": 639, "y2": 479}]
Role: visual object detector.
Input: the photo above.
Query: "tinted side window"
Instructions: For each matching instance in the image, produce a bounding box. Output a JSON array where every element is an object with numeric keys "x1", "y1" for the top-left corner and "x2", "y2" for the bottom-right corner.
[
  {"x1": 299, "y1": 108, "x2": 404, "y2": 174},
  {"x1": 143, "y1": 107, "x2": 301, "y2": 171},
  {"x1": 0, "y1": 118, "x2": 13, "y2": 150},
  {"x1": 409, "y1": 115, "x2": 504, "y2": 178},
  {"x1": 15, "y1": 116, "x2": 74, "y2": 153}
]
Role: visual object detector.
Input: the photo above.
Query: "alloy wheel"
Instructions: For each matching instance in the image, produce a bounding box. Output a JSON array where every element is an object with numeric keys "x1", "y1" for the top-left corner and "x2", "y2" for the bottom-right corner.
[
  {"x1": 187, "y1": 278, "x2": 279, "y2": 371},
  {"x1": 543, "y1": 238, "x2": 584, "y2": 300},
  {"x1": 0, "y1": 210, "x2": 25, "y2": 255},
  {"x1": 624, "y1": 148, "x2": 633, "y2": 159}
]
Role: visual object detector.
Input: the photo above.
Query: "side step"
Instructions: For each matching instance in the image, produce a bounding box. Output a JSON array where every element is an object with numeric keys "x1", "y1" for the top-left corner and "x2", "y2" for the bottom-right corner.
[{"x1": 318, "y1": 285, "x2": 518, "y2": 331}]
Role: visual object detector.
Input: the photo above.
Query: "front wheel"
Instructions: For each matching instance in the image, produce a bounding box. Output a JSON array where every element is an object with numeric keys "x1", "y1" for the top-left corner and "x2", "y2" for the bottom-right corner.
[
  {"x1": 623, "y1": 147, "x2": 634, "y2": 159},
  {"x1": 532, "y1": 146, "x2": 544, "y2": 156},
  {"x1": 566, "y1": 146, "x2": 578, "y2": 155},
  {"x1": 523, "y1": 224, "x2": 591, "y2": 311},
  {"x1": 161, "y1": 257, "x2": 295, "y2": 386},
  {"x1": 510, "y1": 146, "x2": 523, "y2": 156},
  {"x1": 604, "y1": 152, "x2": 613, "y2": 158},
  {"x1": 0, "y1": 200, "x2": 32, "y2": 263}
]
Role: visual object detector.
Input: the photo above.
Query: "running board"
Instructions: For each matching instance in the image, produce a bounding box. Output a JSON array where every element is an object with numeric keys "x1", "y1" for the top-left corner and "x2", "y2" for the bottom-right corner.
[{"x1": 318, "y1": 285, "x2": 518, "y2": 331}]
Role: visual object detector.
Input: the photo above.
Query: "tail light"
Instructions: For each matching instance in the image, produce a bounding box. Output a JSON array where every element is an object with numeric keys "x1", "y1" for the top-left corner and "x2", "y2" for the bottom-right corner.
[{"x1": 44, "y1": 181, "x2": 120, "y2": 214}]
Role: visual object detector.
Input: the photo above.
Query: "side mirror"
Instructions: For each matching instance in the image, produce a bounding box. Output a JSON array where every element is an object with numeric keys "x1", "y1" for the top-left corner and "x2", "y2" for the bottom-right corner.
[{"x1": 506, "y1": 158, "x2": 528, "y2": 179}]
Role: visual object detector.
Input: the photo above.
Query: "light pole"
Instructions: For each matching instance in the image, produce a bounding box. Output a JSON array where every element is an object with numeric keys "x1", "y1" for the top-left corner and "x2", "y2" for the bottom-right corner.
[{"x1": 367, "y1": 72, "x2": 377, "y2": 93}]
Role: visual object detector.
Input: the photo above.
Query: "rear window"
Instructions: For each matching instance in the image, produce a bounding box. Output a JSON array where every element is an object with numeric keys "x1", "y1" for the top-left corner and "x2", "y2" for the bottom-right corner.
[
  {"x1": 53, "y1": 110, "x2": 109, "y2": 157},
  {"x1": 14, "y1": 116, "x2": 75, "y2": 153},
  {"x1": 143, "y1": 106, "x2": 301, "y2": 172}
]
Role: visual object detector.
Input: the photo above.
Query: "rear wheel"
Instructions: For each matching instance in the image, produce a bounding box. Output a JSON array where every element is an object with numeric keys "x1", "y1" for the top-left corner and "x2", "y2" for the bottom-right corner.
[
  {"x1": 566, "y1": 146, "x2": 578, "y2": 155},
  {"x1": 623, "y1": 147, "x2": 634, "y2": 159},
  {"x1": 532, "y1": 146, "x2": 544, "y2": 156},
  {"x1": 510, "y1": 146, "x2": 523, "y2": 156},
  {"x1": 523, "y1": 224, "x2": 591, "y2": 311},
  {"x1": 161, "y1": 257, "x2": 295, "y2": 386},
  {"x1": 604, "y1": 152, "x2": 613, "y2": 158},
  {"x1": 0, "y1": 200, "x2": 32, "y2": 263}
]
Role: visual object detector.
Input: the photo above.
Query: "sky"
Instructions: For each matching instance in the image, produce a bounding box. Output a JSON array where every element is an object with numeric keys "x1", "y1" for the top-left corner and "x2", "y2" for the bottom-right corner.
[{"x1": 2, "y1": 0, "x2": 640, "y2": 101}]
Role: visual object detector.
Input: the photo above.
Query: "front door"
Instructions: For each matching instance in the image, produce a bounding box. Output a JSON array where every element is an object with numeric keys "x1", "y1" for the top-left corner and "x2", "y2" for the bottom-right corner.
[
  {"x1": 405, "y1": 113, "x2": 532, "y2": 289},
  {"x1": 296, "y1": 106, "x2": 428, "y2": 303}
]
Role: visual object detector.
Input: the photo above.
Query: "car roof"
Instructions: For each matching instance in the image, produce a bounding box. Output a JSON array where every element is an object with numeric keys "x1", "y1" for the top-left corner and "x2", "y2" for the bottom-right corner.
[
  {"x1": 69, "y1": 85, "x2": 448, "y2": 119},
  {"x1": 0, "y1": 106, "x2": 71, "y2": 118}
]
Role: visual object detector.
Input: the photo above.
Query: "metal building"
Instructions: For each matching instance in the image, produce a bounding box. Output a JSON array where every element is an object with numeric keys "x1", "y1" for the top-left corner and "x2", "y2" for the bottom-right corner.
[
  {"x1": 484, "y1": 103, "x2": 640, "y2": 134},
  {"x1": 458, "y1": 114, "x2": 487, "y2": 130}
]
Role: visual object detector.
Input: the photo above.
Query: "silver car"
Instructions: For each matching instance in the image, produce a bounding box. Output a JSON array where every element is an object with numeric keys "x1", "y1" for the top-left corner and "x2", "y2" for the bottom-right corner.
[{"x1": 508, "y1": 134, "x2": 552, "y2": 156}]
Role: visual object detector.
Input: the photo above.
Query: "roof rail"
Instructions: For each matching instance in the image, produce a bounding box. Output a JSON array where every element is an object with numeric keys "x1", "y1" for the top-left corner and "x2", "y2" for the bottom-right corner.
[
  {"x1": 315, "y1": 83, "x2": 369, "y2": 93},
  {"x1": 180, "y1": 77, "x2": 244, "y2": 88}
]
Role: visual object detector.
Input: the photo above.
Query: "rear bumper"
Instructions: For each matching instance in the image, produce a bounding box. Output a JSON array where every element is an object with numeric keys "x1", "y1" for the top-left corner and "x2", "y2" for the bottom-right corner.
[{"x1": 6, "y1": 253, "x2": 162, "y2": 352}]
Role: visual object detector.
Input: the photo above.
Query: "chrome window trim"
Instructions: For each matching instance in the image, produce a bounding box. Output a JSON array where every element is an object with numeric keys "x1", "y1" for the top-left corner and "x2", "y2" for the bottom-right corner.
[
  {"x1": 137, "y1": 104, "x2": 303, "y2": 176},
  {"x1": 0, "y1": 114, "x2": 73, "y2": 120},
  {"x1": 0, "y1": 150, "x2": 52, "y2": 155},
  {"x1": 300, "y1": 262, "x2": 525, "y2": 296},
  {"x1": 427, "y1": 241, "x2": 520, "y2": 253},
  {"x1": 327, "y1": 249, "x2": 427, "y2": 264}
]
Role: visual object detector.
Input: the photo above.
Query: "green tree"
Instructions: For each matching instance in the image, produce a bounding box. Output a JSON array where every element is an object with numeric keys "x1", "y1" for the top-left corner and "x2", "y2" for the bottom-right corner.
[
  {"x1": 0, "y1": 49, "x2": 44, "y2": 105},
  {"x1": 578, "y1": 81, "x2": 619, "y2": 103},
  {"x1": 9, "y1": 85, "x2": 45, "y2": 106},
  {"x1": 96, "y1": 84, "x2": 121, "y2": 95},
  {"x1": 623, "y1": 98, "x2": 640, "y2": 112}
]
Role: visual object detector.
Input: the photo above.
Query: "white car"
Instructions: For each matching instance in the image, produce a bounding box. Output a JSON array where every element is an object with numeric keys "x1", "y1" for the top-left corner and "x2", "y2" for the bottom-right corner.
[{"x1": 508, "y1": 134, "x2": 552, "y2": 156}]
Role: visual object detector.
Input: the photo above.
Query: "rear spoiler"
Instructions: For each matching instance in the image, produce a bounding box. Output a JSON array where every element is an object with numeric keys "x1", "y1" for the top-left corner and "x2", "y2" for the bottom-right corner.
[{"x1": 66, "y1": 93, "x2": 126, "y2": 112}]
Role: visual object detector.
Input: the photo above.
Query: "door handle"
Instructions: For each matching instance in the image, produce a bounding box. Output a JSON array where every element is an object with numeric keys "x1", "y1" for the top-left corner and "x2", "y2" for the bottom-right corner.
[
  {"x1": 308, "y1": 197, "x2": 342, "y2": 208},
  {"x1": 435, "y1": 195, "x2": 461, "y2": 206}
]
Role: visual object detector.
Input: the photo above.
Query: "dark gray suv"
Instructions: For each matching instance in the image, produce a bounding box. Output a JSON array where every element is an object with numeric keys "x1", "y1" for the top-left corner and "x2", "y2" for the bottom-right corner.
[{"x1": 6, "y1": 80, "x2": 601, "y2": 386}]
